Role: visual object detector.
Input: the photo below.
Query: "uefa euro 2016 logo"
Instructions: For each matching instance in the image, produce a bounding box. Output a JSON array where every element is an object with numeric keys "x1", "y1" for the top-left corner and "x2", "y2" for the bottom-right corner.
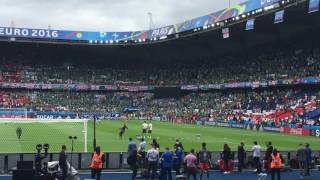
[{"x1": 76, "y1": 33, "x2": 82, "y2": 39}]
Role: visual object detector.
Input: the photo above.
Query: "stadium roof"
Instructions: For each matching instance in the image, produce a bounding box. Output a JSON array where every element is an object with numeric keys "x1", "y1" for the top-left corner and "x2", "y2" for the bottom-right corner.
[
  {"x1": 0, "y1": 0, "x2": 297, "y2": 45},
  {"x1": 0, "y1": 0, "x2": 319, "y2": 62},
  {"x1": 0, "y1": 0, "x2": 246, "y2": 32}
]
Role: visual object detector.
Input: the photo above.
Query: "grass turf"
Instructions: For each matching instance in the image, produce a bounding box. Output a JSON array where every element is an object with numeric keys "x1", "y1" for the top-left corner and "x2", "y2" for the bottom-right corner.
[{"x1": 0, "y1": 120, "x2": 319, "y2": 153}]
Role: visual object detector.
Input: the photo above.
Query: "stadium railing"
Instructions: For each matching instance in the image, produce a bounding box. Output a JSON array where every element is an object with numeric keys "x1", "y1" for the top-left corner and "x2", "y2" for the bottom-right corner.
[{"x1": 0, "y1": 151, "x2": 319, "y2": 173}]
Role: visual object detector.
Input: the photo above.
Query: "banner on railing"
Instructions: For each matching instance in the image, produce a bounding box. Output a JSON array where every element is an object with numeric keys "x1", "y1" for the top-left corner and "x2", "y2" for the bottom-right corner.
[
  {"x1": 262, "y1": 126, "x2": 281, "y2": 132},
  {"x1": 280, "y1": 127, "x2": 311, "y2": 136}
]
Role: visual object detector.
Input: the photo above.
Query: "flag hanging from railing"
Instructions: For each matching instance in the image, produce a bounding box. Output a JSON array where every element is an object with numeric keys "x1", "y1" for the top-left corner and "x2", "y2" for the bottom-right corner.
[{"x1": 309, "y1": 0, "x2": 319, "y2": 13}]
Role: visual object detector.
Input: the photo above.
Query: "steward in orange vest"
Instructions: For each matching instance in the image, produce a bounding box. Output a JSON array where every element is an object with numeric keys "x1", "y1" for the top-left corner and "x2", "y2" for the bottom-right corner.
[
  {"x1": 269, "y1": 149, "x2": 284, "y2": 180},
  {"x1": 90, "y1": 146, "x2": 105, "y2": 180}
]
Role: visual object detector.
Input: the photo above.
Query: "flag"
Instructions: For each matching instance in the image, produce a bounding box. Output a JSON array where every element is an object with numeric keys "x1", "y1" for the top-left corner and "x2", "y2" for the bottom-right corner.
[
  {"x1": 246, "y1": 19, "x2": 255, "y2": 31},
  {"x1": 222, "y1": 28, "x2": 230, "y2": 39},
  {"x1": 274, "y1": 10, "x2": 284, "y2": 24},
  {"x1": 309, "y1": 0, "x2": 319, "y2": 13}
]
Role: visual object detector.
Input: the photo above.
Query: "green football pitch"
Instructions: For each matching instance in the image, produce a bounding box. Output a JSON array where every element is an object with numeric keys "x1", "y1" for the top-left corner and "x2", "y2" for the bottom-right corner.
[{"x1": 0, "y1": 120, "x2": 319, "y2": 153}]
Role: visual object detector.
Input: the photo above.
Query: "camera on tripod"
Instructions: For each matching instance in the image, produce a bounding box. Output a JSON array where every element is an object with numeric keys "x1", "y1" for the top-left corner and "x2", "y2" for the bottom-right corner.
[
  {"x1": 36, "y1": 143, "x2": 49, "y2": 153},
  {"x1": 35, "y1": 143, "x2": 50, "y2": 177}
]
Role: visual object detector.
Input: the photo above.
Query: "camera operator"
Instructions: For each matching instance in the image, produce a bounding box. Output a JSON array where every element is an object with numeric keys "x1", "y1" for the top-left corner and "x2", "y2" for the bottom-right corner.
[{"x1": 59, "y1": 145, "x2": 67, "y2": 180}]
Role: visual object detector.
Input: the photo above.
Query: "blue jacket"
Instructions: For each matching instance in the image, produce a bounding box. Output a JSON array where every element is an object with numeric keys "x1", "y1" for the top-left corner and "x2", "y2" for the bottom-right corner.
[
  {"x1": 305, "y1": 147, "x2": 312, "y2": 162},
  {"x1": 128, "y1": 141, "x2": 137, "y2": 153},
  {"x1": 161, "y1": 151, "x2": 173, "y2": 168},
  {"x1": 173, "y1": 149, "x2": 183, "y2": 166}
]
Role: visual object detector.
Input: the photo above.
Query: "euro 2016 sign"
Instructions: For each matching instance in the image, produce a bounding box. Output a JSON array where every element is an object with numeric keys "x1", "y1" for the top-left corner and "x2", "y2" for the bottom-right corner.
[{"x1": 0, "y1": 27, "x2": 59, "y2": 39}]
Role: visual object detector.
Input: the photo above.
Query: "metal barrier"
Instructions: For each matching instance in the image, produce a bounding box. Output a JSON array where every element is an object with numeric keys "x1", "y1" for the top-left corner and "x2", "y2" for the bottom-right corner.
[{"x1": 0, "y1": 151, "x2": 318, "y2": 173}]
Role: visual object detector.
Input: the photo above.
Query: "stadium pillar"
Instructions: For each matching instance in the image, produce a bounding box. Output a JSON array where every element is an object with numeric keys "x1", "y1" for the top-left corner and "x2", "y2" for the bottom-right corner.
[{"x1": 93, "y1": 115, "x2": 97, "y2": 149}]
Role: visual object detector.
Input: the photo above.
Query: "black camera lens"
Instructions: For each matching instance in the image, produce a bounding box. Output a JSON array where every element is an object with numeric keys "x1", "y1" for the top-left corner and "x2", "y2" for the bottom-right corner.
[
  {"x1": 36, "y1": 144, "x2": 42, "y2": 150},
  {"x1": 43, "y1": 144, "x2": 49, "y2": 150}
]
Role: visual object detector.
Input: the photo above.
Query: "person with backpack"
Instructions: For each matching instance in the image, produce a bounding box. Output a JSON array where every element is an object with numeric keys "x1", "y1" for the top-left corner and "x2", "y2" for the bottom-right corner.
[
  {"x1": 198, "y1": 142, "x2": 211, "y2": 180},
  {"x1": 127, "y1": 149, "x2": 140, "y2": 180}
]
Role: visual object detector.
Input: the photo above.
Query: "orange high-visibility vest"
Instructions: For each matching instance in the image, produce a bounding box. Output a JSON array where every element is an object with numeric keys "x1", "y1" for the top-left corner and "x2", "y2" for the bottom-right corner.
[
  {"x1": 90, "y1": 152, "x2": 104, "y2": 169},
  {"x1": 271, "y1": 153, "x2": 282, "y2": 169}
]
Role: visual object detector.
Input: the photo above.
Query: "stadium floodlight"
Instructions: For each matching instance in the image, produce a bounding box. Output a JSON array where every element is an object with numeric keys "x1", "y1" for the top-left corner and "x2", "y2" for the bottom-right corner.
[
  {"x1": 115, "y1": 40, "x2": 119, "y2": 43},
  {"x1": 203, "y1": 25, "x2": 208, "y2": 29},
  {"x1": 100, "y1": 40, "x2": 103, "y2": 44},
  {"x1": 242, "y1": 14, "x2": 246, "y2": 18},
  {"x1": 159, "y1": 36, "x2": 167, "y2": 40},
  {"x1": 216, "y1": 22, "x2": 220, "y2": 26},
  {"x1": 105, "y1": 40, "x2": 108, "y2": 43},
  {"x1": 110, "y1": 40, "x2": 114, "y2": 44},
  {"x1": 138, "y1": 39, "x2": 142, "y2": 42},
  {"x1": 124, "y1": 40, "x2": 128, "y2": 43},
  {"x1": 236, "y1": 16, "x2": 240, "y2": 20},
  {"x1": 256, "y1": 8, "x2": 263, "y2": 13},
  {"x1": 89, "y1": 40, "x2": 93, "y2": 43},
  {"x1": 94, "y1": 40, "x2": 98, "y2": 43}
]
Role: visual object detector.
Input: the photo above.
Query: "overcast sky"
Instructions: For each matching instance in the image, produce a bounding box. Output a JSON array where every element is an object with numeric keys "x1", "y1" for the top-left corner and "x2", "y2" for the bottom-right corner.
[{"x1": 0, "y1": 0, "x2": 246, "y2": 32}]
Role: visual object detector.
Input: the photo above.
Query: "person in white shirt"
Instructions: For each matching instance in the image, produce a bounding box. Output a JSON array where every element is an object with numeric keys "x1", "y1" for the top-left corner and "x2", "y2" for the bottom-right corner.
[
  {"x1": 147, "y1": 121, "x2": 153, "y2": 139},
  {"x1": 138, "y1": 138, "x2": 146, "y2": 153},
  {"x1": 142, "y1": 121, "x2": 148, "y2": 139},
  {"x1": 146, "y1": 145, "x2": 159, "y2": 180},
  {"x1": 252, "y1": 141, "x2": 262, "y2": 174}
]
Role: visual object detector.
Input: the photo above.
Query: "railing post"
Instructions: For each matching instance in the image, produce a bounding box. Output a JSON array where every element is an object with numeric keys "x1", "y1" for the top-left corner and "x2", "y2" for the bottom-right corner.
[
  {"x1": 78, "y1": 153, "x2": 82, "y2": 170},
  {"x1": 119, "y1": 152, "x2": 123, "y2": 169},
  {"x1": 4, "y1": 155, "x2": 8, "y2": 173},
  {"x1": 105, "y1": 152, "x2": 110, "y2": 169}
]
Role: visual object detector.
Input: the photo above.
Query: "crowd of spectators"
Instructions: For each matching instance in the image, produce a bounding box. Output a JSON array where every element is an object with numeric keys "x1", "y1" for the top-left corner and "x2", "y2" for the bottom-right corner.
[
  {"x1": 1, "y1": 88, "x2": 319, "y2": 126},
  {"x1": 0, "y1": 47, "x2": 319, "y2": 86}
]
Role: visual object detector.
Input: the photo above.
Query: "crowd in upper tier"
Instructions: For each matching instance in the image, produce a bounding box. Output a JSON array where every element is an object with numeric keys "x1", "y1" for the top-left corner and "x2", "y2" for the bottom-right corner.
[
  {"x1": 0, "y1": 47, "x2": 319, "y2": 86},
  {"x1": 1, "y1": 88, "x2": 319, "y2": 126}
]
